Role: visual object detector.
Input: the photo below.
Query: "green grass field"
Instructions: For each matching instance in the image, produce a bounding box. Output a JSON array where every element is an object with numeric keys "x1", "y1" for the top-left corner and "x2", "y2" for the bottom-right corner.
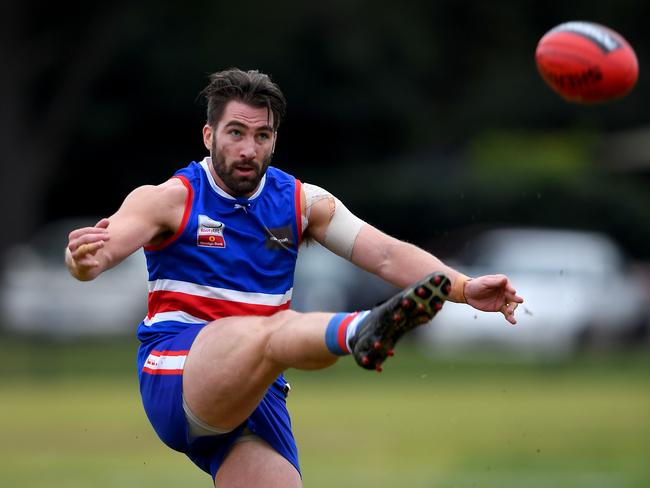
[{"x1": 1, "y1": 335, "x2": 649, "y2": 487}]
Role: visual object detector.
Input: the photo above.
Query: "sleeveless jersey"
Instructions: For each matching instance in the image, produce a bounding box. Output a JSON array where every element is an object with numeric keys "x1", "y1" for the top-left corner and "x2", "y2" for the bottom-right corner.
[{"x1": 136, "y1": 158, "x2": 303, "y2": 374}]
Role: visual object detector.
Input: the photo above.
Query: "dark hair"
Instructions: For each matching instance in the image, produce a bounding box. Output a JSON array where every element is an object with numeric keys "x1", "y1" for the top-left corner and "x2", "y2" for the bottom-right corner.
[{"x1": 200, "y1": 68, "x2": 287, "y2": 130}]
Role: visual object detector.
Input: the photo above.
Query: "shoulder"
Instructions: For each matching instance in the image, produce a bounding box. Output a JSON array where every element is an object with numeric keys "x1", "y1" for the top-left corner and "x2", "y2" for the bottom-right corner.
[
  {"x1": 300, "y1": 181, "x2": 335, "y2": 233},
  {"x1": 158, "y1": 177, "x2": 191, "y2": 206},
  {"x1": 265, "y1": 166, "x2": 297, "y2": 185},
  {"x1": 261, "y1": 166, "x2": 300, "y2": 203},
  {"x1": 120, "y1": 178, "x2": 189, "y2": 222}
]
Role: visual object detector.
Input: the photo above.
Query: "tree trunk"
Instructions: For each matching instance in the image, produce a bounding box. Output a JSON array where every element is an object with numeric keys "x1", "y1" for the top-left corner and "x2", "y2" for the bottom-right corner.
[{"x1": 0, "y1": 2, "x2": 126, "y2": 262}]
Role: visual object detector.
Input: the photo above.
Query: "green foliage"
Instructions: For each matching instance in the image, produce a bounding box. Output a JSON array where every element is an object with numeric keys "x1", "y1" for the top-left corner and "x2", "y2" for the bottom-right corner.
[{"x1": 468, "y1": 130, "x2": 593, "y2": 184}]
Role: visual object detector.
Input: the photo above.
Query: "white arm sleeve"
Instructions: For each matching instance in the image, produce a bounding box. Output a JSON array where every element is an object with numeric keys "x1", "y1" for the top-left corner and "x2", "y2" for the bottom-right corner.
[{"x1": 303, "y1": 183, "x2": 366, "y2": 260}]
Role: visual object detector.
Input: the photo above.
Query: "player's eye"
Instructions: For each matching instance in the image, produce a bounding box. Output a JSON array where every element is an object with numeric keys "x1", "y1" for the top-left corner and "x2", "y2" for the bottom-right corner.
[{"x1": 229, "y1": 129, "x2": 242, "y2": 137}]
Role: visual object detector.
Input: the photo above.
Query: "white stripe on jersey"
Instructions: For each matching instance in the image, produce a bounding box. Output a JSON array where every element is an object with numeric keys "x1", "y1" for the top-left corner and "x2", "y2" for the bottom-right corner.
[
  {"x1": 143, "y1": 310, "x2": 207, "y2": 327},
  {"x1": 148, "y1": 278, "x2": 293, "y2": 307},
  {"x1": 143, "y1": 352, "x2": 187, "y2": 371}
]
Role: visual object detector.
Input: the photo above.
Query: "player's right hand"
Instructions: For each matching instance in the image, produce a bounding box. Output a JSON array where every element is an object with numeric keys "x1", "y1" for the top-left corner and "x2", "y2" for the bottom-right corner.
[
  {"x1": 463, "y1": 274, "x2": 524, "y2": 325},
  {"x1": 66, "y1": 218, "x2": 111, "y2": 276}
]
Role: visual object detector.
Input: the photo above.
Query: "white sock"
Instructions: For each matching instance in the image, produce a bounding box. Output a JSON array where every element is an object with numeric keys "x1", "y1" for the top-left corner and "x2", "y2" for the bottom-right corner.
[{"x1": 345, "y1": 310, "x2": 370, "y2": 352}]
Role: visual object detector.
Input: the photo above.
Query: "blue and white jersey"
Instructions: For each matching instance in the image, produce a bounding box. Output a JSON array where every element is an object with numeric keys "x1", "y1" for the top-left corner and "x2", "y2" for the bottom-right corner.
[{"x1": 136, "y1": 157, "x2": 303, "y2": 375}]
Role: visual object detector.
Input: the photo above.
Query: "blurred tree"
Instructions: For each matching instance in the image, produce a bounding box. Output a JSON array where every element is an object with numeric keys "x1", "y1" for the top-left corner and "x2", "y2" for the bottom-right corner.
[
  {"x1": 0, "y1": 2, "x2": 128, "y2": 260},
  {"x1": 2, "y1": 0, "x2": 648, "y2": 263}
]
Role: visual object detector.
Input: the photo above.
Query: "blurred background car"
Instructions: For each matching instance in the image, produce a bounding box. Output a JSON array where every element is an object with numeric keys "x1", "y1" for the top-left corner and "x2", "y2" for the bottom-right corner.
[
  {"x1": 4, "y1": 220, "x2": 648, "y2": 358},
  {"x1": 0, "y1": 218, "x2": 148, "y2": 337},
  {"x1": 1, "y1": 225, "x2": 394, "y2": 338},
  {"x1": 291, "y1": 241, "x2": 398, "y2": 313},
  {"x1": 418, "y1": 227, "x2": 649, "y2": 359}
]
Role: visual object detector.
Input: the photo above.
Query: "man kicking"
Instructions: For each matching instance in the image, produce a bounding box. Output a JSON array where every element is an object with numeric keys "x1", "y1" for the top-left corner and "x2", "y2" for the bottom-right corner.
[{"x1": 66, "y1": 68, "x2": 523, "y2": 487}]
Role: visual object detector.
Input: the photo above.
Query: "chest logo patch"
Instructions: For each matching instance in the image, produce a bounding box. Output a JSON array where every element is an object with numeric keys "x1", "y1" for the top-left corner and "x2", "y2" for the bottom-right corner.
[
  {"x1": 197, "y1": 215, "x2": 226, "y2": 248},
  {"x1": 265, "y1": 225, "x2": 295, "y2": 250}
]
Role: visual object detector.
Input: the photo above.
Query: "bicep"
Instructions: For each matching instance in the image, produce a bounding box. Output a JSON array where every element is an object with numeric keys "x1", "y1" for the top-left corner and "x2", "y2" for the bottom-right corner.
[{"x1": 100, "y1": 182, "x2": 184, "y2": 268}]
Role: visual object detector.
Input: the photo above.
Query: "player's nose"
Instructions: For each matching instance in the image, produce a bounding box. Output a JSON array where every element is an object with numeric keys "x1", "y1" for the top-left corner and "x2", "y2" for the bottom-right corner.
[{"x1": 239, "y1": 139, "x2": 256, "y2": 160}]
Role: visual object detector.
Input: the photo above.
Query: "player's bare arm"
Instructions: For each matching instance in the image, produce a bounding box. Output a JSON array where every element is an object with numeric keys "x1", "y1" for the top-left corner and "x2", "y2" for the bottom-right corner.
[
  {"x1": 303, "y1": 184, "x2": 523, "y2": 324},
  {"x1": 65, "y1": 178, "x2": 188, "y2": 281},
  {"x1": 353, "y1": 227, "x2": 524, "y2": 322}
]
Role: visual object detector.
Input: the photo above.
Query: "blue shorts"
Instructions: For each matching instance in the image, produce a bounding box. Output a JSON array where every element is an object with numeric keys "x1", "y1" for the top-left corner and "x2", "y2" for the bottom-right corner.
[{"x1": 137, "y1": 324, "x2": 300, "y2": 479}]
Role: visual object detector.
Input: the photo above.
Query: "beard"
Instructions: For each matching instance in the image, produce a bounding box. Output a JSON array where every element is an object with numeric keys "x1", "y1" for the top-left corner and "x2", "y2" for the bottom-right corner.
[{"x1": 210, "y1": 139, "x2": 271, "y2": 197}]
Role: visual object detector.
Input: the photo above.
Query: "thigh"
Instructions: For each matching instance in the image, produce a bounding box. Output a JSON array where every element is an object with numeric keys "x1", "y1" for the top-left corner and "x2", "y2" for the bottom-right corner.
[
  {"x1": 139, "y1": 324, "x2": 206, "y2": 452},
  {"x1": 214, "y1": 438, "x2": 302, "y2": 488},
  {"x1": 183, "y1": 312, "x2": 295, "y2": 430},
  {"x1": 187, "y1": 378, "x2": 300, "y2": 480},
  {"x1": 140, "y1": 322, "x2": 300, "y2": 479}
]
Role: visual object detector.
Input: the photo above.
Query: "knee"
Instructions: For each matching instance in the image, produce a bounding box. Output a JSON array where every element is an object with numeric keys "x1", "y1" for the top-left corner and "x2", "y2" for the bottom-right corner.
[
  {"x1": 261, "y1": 310, "x2": 303, "y2": 363},
  {"x1": 261, "y1": 310, "x2": 302, "y2": 345},
  {"x1": 271, "y1": 309, "x2": 301, "y2": 324}
]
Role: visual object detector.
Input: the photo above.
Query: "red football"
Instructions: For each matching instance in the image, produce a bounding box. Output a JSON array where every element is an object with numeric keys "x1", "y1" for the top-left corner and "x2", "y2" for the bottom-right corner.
[{"x1": 535, "y1": 21, "x2": 638, "y2": 103}]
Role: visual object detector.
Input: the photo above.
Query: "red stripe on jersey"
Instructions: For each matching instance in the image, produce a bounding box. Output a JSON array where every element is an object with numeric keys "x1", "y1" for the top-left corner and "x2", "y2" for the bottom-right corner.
[
  {"x1": 294, "y1": 178, "x2": 303, "y2": 244},
  {"x1": 142, "y1": 368, "x2": 183, "y2": 375},
  {"x1": 145, "y1": 175, "x2": 194, "y2": 251},
  {"x1": 147, "y1": 290, "x2": 290, "y2": 321},
  {"x1": 150, "y1": 349, "x2": 190, "y2": 357}
]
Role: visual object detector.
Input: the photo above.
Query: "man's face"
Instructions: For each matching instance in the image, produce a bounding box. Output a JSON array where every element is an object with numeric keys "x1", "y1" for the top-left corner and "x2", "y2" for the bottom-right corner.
[{"x1": 203, "y1": 100, "x2": 276, "y2": 197}]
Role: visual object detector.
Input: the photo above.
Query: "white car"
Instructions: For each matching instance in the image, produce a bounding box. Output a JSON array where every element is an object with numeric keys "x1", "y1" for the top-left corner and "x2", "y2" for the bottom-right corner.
[
  {"x1": 0, "y1": 218, "x2": 148, "y2": 337},
  {"x1": 419, "y1": 228, "x2": 648, "y2": 359},
  {"x1": 291, "y1": 242, "x2": 398, "y2": 313}
]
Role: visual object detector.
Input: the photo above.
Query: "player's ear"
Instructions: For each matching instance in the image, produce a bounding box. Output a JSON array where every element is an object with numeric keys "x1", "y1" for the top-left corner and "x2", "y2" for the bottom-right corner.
[{"x1": 202, "y1": 124, "x2": 213, "y2": 151}]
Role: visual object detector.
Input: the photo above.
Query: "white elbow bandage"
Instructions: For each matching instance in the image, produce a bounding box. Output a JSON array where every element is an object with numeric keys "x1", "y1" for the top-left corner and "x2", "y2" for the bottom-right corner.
[{"x1": 303, "y1": 183, "x2": 365, "y2": 259}]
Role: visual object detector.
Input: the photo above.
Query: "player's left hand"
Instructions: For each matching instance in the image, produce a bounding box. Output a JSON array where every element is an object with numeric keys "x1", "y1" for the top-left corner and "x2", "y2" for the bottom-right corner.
[{"x1": 463, "y1": 274, "x2": 524, "y2": 325}]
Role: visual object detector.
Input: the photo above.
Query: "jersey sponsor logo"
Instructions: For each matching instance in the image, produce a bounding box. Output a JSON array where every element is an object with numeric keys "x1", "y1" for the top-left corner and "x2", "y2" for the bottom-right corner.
[
  {"x1": 265, "y1": 225, "x2": 295, "y2": 250},
  {"x1": 197, "y1": 214, "x2": 226, "y2": 248}
]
